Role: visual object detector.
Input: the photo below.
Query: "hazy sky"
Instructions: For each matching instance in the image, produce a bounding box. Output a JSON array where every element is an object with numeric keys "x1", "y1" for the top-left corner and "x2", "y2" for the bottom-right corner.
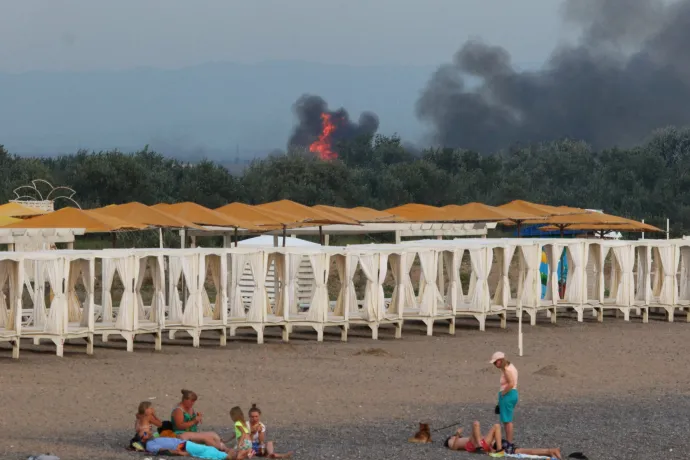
[{"x1": 1, "y1": 0, "x2": 565, "y2": 72}]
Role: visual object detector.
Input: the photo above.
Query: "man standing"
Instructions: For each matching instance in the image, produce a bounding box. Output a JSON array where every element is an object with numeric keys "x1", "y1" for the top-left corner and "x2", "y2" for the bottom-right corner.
[{"x1": 490, "y1": 351, "x2": 518, "y2": 451}]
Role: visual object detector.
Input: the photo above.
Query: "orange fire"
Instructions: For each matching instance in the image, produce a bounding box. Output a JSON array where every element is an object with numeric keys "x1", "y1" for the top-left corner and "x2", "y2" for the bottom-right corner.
[{"x1": 309, "y1": 113, "x2": 338, "y2": 160}]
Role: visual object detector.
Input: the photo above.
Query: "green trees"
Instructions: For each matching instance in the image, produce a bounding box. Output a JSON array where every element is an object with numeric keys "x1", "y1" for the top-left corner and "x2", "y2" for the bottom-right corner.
[{"x1": 1, "y1": 126, "x2": 689, "y2": 235}]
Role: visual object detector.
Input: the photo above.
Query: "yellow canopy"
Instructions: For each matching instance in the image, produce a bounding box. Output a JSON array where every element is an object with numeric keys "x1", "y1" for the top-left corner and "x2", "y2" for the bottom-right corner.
[
  {"x1": 385, "y1": 203, "x2": 454, "y2": 222},
  {"x1": 215, "y1": 202, "x2": 288, "y2": 228},
  {"x1": 539, "y1": 216, "x2": 662, "y2": 232},
  {"x1": 4, "y1": 207, "x2": 147, "y2": 233},
  {"x1": 442, "y1": 202, "x2": 538, "y2": 222},
  {"x1": 498, "y1": 200, "x2": 588, "y2": 218},
  {"x1": 0, "y1": 202, "x2": 47, "y2": 218},
  {"x1": 0, "y1": 216, "x2": 21, "y2": 226},
  {"x1": 533, "y1": 211, "x2": 652, "y2": 227},
  {"x1": 153, "y1": 202, "x2": 262, "y2": 230},
  {"x1": 90, "y1": 202, "x2": 204, "y2": 229},
  {"x1": 256, "y1": 200, "x2": 360, "y2": 226},
  {"x1": 313, "y1": 205, "x2": 405, "y2": 223}
]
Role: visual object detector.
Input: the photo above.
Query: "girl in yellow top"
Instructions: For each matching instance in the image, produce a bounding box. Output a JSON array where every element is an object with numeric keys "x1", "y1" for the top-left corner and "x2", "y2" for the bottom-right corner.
[{"x1": 230, "y1": 406, "x2": 253, "y2": 453}]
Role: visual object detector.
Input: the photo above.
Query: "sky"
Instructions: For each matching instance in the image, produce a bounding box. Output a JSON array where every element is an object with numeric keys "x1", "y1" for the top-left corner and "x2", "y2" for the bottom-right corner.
[{"x1": 0, "y1": 0, "x2": 565, "y2": 72}]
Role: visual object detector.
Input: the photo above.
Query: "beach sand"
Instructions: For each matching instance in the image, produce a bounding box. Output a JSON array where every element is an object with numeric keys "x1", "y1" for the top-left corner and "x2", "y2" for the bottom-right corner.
[{"x1": 2, "y1": 313, "x2": 689, "y2": 460}]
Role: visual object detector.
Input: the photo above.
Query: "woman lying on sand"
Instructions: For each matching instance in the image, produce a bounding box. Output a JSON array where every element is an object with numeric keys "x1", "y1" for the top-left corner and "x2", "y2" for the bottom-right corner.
[
  {"x1": 443, "y1": 421, "x2": 562, "y2": 460},
  {"x1": 143, "y1": 436, "x2": 254, "y2": 459}
]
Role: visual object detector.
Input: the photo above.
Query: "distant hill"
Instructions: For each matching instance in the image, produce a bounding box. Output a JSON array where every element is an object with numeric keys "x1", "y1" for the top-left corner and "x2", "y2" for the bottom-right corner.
[{"x1": 0, "y1": 61, "x2": 438, "y2": 160}]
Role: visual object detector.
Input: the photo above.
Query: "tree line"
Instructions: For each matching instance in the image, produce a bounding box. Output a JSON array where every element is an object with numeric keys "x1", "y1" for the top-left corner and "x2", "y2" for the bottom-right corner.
[{"x1": 1, "y1": 125, "x2": 689, "y2": 237}]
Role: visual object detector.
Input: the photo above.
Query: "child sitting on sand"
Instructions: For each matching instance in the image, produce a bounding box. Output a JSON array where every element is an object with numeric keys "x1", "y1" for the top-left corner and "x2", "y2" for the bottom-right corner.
[
  {"x1": 230, "y1": 406, "x2": 254, "y2": 454},
  {"x1": 248, "y1": 403, "x2": 293, "y2": 458},
  {"x1": 135, "y1": 401, "x2": 163, "y2": 442}
]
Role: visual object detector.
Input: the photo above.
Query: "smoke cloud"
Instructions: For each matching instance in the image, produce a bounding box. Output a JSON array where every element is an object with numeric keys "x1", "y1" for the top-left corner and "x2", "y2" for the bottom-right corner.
[
  {"x1": 288, "y1": 94, "x2": 379, "y2": 151},
  {"x1": 416, "y1": 0, "x2": 690, "y2": 153}
]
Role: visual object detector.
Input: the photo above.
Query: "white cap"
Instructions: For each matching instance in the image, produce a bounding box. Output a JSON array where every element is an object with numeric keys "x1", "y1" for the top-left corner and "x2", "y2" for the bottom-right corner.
[{"x1": 490, "y1": 351, "x2": 505, "y2": 363}]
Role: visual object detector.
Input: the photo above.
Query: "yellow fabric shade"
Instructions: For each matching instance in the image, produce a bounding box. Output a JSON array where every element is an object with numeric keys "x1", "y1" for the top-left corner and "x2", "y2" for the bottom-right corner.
[
  {"x1": 153, "y1": 202, "x2": 262, "y2": 230},
  {"x1": 313, "y1": 205, "x2": 404, "y2": 223},
  {"x1": 90, "y1": 202, "x2": 204, "y2": 229},
  {"x1": 256, "y1": 200, "x2": 360, "y2": 226},
  {"x1": 540, "y1": 218, "x2": 662, "y2": 233},
  {"x1": 385, "y1": 203, "x2": 454, "y2": 222},
  {"x1": 0, "y1": 202, "x2": 47, "y2": 218},
  {"x1": 4, "y1": 207, "x2": 147, "y2": 232},
  {"x1": 442, "y1": 202, "x2": 538, "y2": 222},
  {"x1": 215, "y1": 202, "x2": 288, "y2": 228},
  {"x1": 0, "y1": 216, "x2": 22, "y2": 226}
]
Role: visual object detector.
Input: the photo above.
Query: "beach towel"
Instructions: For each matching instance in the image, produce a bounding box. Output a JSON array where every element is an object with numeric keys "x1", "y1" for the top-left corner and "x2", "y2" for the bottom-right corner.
[{"x1": 505, "y1": 455, "x2": 555, "y2": 460}]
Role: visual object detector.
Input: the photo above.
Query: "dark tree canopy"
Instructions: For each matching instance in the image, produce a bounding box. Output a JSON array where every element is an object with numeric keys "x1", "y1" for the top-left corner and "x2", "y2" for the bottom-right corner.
[{"x1": 1, "y1": 127, "x2": 688, "y2": 237}]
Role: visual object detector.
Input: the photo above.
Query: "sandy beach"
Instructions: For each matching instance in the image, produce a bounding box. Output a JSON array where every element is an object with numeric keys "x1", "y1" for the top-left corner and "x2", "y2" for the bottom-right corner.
[{"x1": 2, "y1": 314, "x2": 689, "y2": 460}]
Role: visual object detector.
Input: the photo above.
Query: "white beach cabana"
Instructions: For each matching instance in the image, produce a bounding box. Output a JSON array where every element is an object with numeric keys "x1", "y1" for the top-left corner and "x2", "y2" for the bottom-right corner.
[
  {"x1": 225, "y1": 238, "x2": 319, "y2": 344},
  {"x1": 94, "y1": 249, "x2": 166, "y2": 351},
  {"x1": 166, "y1": 248, "x2": 227, "y2": 347},
  {"x1": 18, "y1": 250, "x2": 94, "y2": 356},
  {"x1": 341, "y1": 245, "x2": 405, "y2": 340},
  {"x1": 0, "y1": 252, "x2": 23, "y2": 358},
  {"x1": 584, "y1": 240, "x2": 644, "y2": 322}
]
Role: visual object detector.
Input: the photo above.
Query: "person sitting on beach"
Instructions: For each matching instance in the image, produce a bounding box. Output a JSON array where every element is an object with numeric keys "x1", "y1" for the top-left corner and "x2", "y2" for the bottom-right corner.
[
  {"x1": 172, "y1": 389, "x2": 228, "y2": 451},
  {"x1": 135, "y1": 401, "x2": 163, "y2": 441},
  {"x1": 248, "y1": 403, "x2": 293, "y2": 458},
  {"x1": 230, "y1": 406, "x2": 253, "y2": 455},
  {"x1": 444, "y1": 421, "x2": 562, "y2": 460}
]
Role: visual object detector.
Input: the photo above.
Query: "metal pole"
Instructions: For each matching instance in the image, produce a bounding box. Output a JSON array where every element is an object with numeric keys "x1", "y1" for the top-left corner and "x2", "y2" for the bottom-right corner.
[
  {"x1": 282, "y1": 226, "x2": 287, "y2": 247},
  {"x1": 159, "y1": 228, "x2": 164, "y2": 248},
  {"x1": 518, "y1": 296, "x2": 523, "y2": 357},
  {"x1": 641, "y1": 219, "x2": 645, "y2": 240},
  {"x1": 667, "y1": 218, "x2": 670, "y2": 240}
]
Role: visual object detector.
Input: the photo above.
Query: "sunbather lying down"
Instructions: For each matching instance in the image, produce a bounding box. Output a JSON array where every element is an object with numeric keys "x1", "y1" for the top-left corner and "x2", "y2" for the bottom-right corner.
[
  {"x1": 443, "y1": 421, "x2": 562, "y2": 460},
  {"x1": 144, "y1": 436, "x2": 254, "y2": 459}
]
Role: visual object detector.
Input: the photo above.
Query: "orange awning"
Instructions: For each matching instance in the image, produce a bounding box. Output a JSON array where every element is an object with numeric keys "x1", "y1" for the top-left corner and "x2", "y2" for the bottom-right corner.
[
  {"x1": 90, "y1": 202, "x2": 204, "y2": 229},
  {"x1": 385, "y1": 203, "x2": 455, "y2": 222},
  {"x1": 153, "y1": 202, "x2": 262, "y2": 229},
  {"x1": 498, "y1": 200, "x2": 588, "y2": 218},
  {"x1": 256, "y1": 200, "x2": 360, "y2": 226},
  {"x1": 539, "y1": 214, "x2": 662, "y2": 232},
  {"x1": 215, "y1": 202, "x2": 288, "y2": 228},
  {"x1": 442, "y1": 202, "x2": 538, "y2": 222},
  {"x1": 0, "y1": 216, "x2": 21, "y2": 226},
  {"x1": 498, "y1": 200, "x2": 590, "y2": 225},
  {"x1": 0, "y1": 202, "x2": 47, "y2": 218},
  {"x1": 540, "y1": 222, "x2": 662, "y2": 233},
  {"x1": 313, "y1": 205, "x2": 405, "y2": 223},
  {"x1": 4, "y1": 207, "x2": 147, "y2": 233},
  {"x1": 534, "y1": 211, "x2": 648, "y2": 227}
]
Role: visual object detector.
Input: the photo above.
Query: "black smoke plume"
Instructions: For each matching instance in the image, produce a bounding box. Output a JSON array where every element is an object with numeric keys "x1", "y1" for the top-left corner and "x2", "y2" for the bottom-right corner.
[
  {"x1": 288, "y1": 94, "x2": 379, "y2": 150},
  {"x1": 416, "y1": 0, "x2": 690, "y2": 153}
]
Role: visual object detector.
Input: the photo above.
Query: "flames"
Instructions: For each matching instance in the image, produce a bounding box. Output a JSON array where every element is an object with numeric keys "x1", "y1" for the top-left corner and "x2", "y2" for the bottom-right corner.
[{"x1": 309, "y1": 113, "x2": 338, "y2": 161}]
